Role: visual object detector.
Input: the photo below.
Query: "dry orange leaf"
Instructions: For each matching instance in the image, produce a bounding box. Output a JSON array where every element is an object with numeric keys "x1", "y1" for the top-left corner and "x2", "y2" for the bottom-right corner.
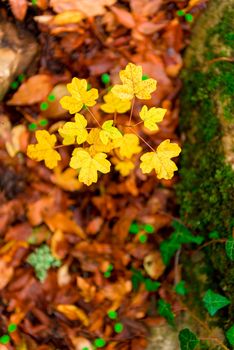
[
  {"x1": 77, "y1": 276, "x2": 96, "y2": 302},
  {"x1": 0, "y1": 259, "x2": 14, "y2": 290},
  {"x1": 45, "y1": 211, "x2": 86, "y2": 239},
  {"x1": 9, "y1": 0, "x2": 28, "y2": 21},
  {"x1": 56, "y1": 304, "x2": 89, "y2": 326},
  {"x1": 50, "y1": 0, "x2": 117, "y2": 17},
  {"x1": 51, "y1": 167, "x2": 82, "y2": 191},
  {"x1": 52, "y1": 11, "x2": 85, "y2": 25},
  {"x1": 7, "y1": 75, "x2": 53, "y2": 105}
]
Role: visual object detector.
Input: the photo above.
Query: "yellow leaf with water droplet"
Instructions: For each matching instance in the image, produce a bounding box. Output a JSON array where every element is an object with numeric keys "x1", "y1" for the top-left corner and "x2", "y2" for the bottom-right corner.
[
  {"x1": 112, "y1": 63, "x2": 157, "y2": 100},
  {"x1": 60, "y1": 77, "x2": 98, "y2": 114},
  {"x1": 27, "y1": 130, "x2": 61, "y2": 169},
  {"x1": 99, "y1": 120, "x2": 122, "y2": 145},
  {"x1": 140, "y1": 139, "x2": 181, "y2": 179},
  {"x1": 58, "y1": 113, "x2": 88, "y2": 145},
  {"x1": 69, "y1": 148, "x2": 111, "y2": 186},
  {"x1": 101, "y1": 91, "x2": 131, "y2": 113},
  {"x1": 113, "y1": 133, "x2": 142, "y2": 158},
  {"x1": 139, "y1": 105, "x2": 166, "y2": 131}
]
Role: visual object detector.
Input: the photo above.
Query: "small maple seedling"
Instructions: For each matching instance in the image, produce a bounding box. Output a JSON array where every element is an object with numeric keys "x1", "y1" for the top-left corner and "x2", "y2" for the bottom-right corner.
[{"x1": 27, "y1": 63, "x2": 181, "y2": 186}]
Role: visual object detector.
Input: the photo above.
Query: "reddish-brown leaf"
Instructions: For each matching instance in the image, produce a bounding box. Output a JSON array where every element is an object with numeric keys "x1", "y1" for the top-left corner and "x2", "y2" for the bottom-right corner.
[{"x1": 9, "y1": 0, "x2": 28, "y2": 21}]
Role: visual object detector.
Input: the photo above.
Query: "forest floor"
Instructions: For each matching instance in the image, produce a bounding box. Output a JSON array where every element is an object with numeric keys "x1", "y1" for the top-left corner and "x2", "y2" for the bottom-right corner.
[{"x1": 0, "y1": 1, "x2": 208, "y2": 349}]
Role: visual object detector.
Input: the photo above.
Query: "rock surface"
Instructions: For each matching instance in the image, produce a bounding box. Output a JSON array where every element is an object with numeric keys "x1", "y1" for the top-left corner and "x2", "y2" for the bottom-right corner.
[{"x1": 0, "y1": 18, "x2": 38, "y2": 100}]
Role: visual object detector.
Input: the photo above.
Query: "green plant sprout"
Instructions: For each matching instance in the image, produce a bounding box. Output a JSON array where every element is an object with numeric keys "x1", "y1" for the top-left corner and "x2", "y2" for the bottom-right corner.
[
  {"x1": 27, "y1": 244, "x2": 61, "y2": 282},
  {"x1": 101, "y1": 73, "x2": 110, "y2": 84},
  {"x1": 104, "y1": 263, "x2": 113, "y2": 278},
  {"x1": 0, "y1": 323, "x2": 17, "y2": 345}
]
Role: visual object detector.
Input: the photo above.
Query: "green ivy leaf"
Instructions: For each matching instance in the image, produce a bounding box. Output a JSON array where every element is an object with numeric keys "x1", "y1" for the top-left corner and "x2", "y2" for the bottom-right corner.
[
  {"x1": 175, "y1": 280, "x2": 188, "y2": 296},
  {"x1": 226, "y1": 324, "x2": 234, "y2": 345},
  {"x1": 129, "y1": 222, "x2": 139, "y2": 234},
  {"x1": 179, "y1": 328, "x2": 199, "y2": 350},
  {"x1": 160, "y1": 239, "x2": 181, "y2": 265},
  {"x1": 171, "y1": 221, "x2": 204, "y2": 245},
  {"x1": 203, "y1": 289, "x2": 230, "y2": 316},
  {"x1": 225, "y1": 238, "x2": 234, "y2": 261},
  {"x1": 131, "y1": 268, "x2": 144, "y2": 291},
  {"x1": 157, "y1": 299, "x2": 175, "y2": 326},
  {"x1": 144, "y1": 278, "x2": 160, "y2": 292}
]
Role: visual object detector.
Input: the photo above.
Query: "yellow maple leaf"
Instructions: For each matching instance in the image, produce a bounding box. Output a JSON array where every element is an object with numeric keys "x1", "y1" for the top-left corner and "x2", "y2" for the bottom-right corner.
[
  {"x1": 99, "y1": 120, "x2": 122, "y2": 145},
  {"x1": 101, "y1": 91, "x2": 131, "y2": 113},
  {"x1": 69, "y1": 148, "x2": 111, "y2": 186},
  {"x1": 60, "y1": 77, "x2": 98, "y2": 114},
  {"x1": 112, "y1": 63, "x2": 157, "y2": 100},
  {"x1": 58, "y1": 113, "x2": 88, "y2": 145},
  {"x1": 139, "y1": 105, "x2": 167, "y2": 131},
  {"x1": 113, "y1": 133, "x2": 142, "y2": 158},
  {"x1": 112, "y1": 158, "x2": 135, "y2": 176},
  {"x1": 27, "y1": 130, "x2": 61, "y2": 169},
  {"x1": 140, "y1": 139, "x2": 181, "y2": 180},
  {"x1": 87, "y1": 128, "x2": 113, "y2": 153}
]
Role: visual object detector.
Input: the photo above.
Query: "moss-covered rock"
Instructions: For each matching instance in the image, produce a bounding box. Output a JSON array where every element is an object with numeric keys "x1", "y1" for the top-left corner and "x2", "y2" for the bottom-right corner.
[{"x1": 177, "y1": 0, "x2": 234, "y2": 338}]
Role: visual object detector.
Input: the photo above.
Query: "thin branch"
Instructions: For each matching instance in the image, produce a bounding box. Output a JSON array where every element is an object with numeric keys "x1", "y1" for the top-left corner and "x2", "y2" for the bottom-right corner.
[
  {"x1": 207, "y1": 57, "x2": 234, "y2": 65},
  {"x1": 198, "y1": 239, "x2": 226, "y2": 251}
]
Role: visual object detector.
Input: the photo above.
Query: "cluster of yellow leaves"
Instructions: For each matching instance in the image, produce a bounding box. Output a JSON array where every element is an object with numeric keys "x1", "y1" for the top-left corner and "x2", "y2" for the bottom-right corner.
[{"x1": 27, "y1": 63, "x2": 181, "y2": 185}]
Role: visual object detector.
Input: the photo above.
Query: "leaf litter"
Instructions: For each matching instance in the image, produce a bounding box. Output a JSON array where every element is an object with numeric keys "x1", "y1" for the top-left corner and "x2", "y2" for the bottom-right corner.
[{"x1": 0, "y1": 0, "x2": 205, "y2": 349}]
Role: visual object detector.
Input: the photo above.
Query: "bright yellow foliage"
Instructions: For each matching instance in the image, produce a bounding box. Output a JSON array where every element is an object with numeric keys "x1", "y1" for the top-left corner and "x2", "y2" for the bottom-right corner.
[
  {"x1": 100, "y1": 120, "x2": 122, "y2": 145},
  {"x1": 87, "y1": 128, "x2": 114, "y2": 153},
  {"x1": 101, "y1": 91, "x2": 131, "y2": 113},
  {"x1": 27, "y1": 130, "x2": 61, "y2": 169},
  {"x1": 69, "y1": 148, "x2": 111, "y2": 186},
  {"x1": 112, "y1": 63, "x2": 157, "y2": 100},
  {"x1": 58, "y1": 113, "x2": 88, "y2": 145},
  {"x1": 140, "y1": 139, "x2": 181, "y2": 179},
  {"x1": 114, "y1": 159, "x2": 135, "y2": 176},
  {"x1": 139, "y1": 105, "x2": 166, "y2": 131},
  {"x1": 114, "y1": 133, "x2": 142, "y2": 158},
  {"x1": 60, "y1": 77, "x2": 98, "y2": 114}
]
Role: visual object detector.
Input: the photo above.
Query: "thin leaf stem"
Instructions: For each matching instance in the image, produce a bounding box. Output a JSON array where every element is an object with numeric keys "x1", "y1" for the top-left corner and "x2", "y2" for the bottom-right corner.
[
  {"x1": 87, "y1": 107, "x2": 101, "y2": 127},
  {"x1": 128, "y1": 96, "x2": 135, "y2": 125},
  {"x1": 128, "y1": 126, "x2": 155, "y2": 152}
]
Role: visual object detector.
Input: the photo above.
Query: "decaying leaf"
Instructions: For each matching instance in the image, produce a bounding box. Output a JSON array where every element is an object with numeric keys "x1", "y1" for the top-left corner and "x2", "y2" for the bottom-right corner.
[
  {"x1": 143, "y1": 251, "x2": 166, "y2": 280},
  {"x1": 7, "y1": 75, "x2": 53, "y2": 105},
  {"x1": 9, "y1": 0, "x2": 28, "y2": 21},
  {"x1": 56, "y1": 304, "x2": 89, "y2": 325}
]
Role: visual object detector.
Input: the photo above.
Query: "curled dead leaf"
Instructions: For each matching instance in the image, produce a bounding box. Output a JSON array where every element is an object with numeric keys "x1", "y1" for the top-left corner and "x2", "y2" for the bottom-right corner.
[
  {"x1": 143, "y1": 251, "x2": 165, "y2": 279},
  {"x1": 0, "y1": 259, "x2": 14, "y2": 290},
  {"x1": 77, "y1": 276, "x2": 96, "y2": 302},
  {"x1": 56, "y1": 304, "x2": 89, "y2": 326}
]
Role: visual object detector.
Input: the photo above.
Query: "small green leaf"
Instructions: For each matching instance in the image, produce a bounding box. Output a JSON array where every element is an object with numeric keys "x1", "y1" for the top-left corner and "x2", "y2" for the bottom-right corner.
[
  {"x1": 226, "y1": 325, "x2": 234, "y2": 345},
  {"x1": 114, "y1": 322, "x2": 124, "y2": 333},
  {"x1": 28, "y1": 122, "x2": 37, "y2": 131},
  {"x1": 157, "y1": 299, "x2": 174, "y2": 326},
  {"x1": 208, "y1": 231, "x2": 220, "y2": 239},
  {"x1": 139, "y1": 234, "x2": 147, "y2": 243},
  {"x1": 101, "y1": 73, "x2": 110, "y2": 84},
  {"x1": 108, "y1": 310, "x2": 118, "y2": 319},
  {"x1": 39, "y1": 119, "x2": 48, "y2": 127},
  {"x1": 129, "y1": 222, "x2": 139, "y2": 234},
  {"x1": 18, "y1": 74, "x2": 25, "y2": 82},
  {"x1": 171, "y1": 221, "x2": 204, "y2": 245},
  {"x1": 131, "y1": 268, "x2": 144, "y2": 291},
  {"x1": 94, "y1": 338, "x2": 106, "y2": 348},
  {"x1": 177, "y1": 10, "x2": 185, "y2": 17},
  {"x1": 144, "y1": 224, "x2": 154, "y2": 233},
  {"x1": 175, "y1": 280, "x2": 187, "y2": 296},
  {"x1": 104, "y1": 271, "x2": 111, "y2": 278},
  {"x1": 48, "y1": 94, "x2": 56, "y2": 102},
  {"x1": 160, "y1": 239, "x2": 181, "y2": 266},
  {"x1": 0, "y1": 335, "x2": 10, "y2": 344},
  {"x1": 8, "y1": 323, "x2": 17, "y2": 333},
  {"x1": 11, "y1": 81, "x2": 19, "y2": 89},
  {"x1": 40, "y1": 101, "x2": 49, "y2": 111},
  {"x1": 179, "y1": 328, "x2": 199, "y2": 350},
  {"x1": 144, "y1": 278, "x2": 160, "y2": 292},
  {"x1": 185, "y1": 13, "x2": 193, "y2": 22},
  {"x1": 225, "y1": 238, "x2": 234, "y2": 261},
  {"x1": 142, "y1": 74, "x2": 149, "y2": 80},
  {"x1": 203, "y1": 289, "x2": 230, "y2": 316}
]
